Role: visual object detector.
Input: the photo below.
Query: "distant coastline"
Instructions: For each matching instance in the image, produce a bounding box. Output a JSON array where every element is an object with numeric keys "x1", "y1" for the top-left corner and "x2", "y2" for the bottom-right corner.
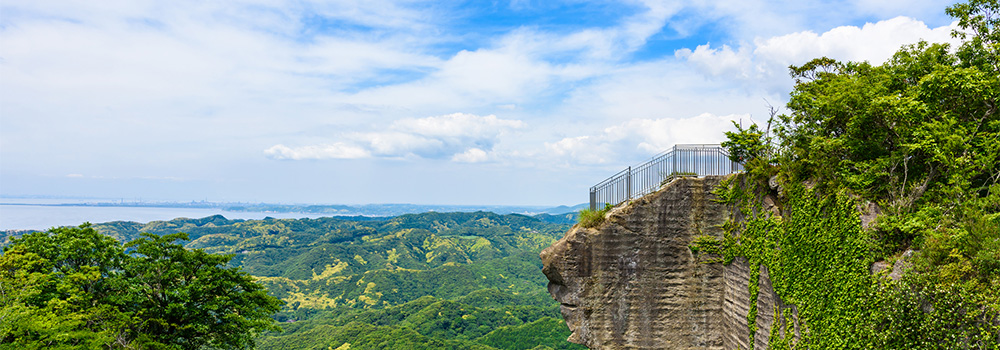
[
  {"x1": 0, "y1": 200, "x2": 585, "y2": 216},
  {"x1": 0, "y1": 199, "x2": 584, "y2": 231}
]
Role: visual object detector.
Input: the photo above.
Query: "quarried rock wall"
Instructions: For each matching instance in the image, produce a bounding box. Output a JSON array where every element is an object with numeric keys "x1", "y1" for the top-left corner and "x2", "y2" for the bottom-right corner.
[{"x1": 541, "y1": 176, "x2": 798, "y2": 349}]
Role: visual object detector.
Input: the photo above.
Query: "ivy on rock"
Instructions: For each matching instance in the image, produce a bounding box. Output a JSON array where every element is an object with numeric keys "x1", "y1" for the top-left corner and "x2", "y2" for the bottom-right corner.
[{"x1": 708, "y1": 0, "x2": 1000, "y2": 348}]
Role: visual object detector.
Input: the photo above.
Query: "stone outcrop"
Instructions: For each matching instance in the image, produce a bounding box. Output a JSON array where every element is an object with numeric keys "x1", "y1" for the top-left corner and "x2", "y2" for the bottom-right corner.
[{"x1": 540, "y1": 176, "x2": 799, "y2": 349}]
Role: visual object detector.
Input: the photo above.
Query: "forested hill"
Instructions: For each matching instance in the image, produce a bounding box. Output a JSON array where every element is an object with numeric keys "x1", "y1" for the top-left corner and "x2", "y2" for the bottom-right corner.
[{"x1": 2, "y1": 212, "x2": 584, "y2": 349}]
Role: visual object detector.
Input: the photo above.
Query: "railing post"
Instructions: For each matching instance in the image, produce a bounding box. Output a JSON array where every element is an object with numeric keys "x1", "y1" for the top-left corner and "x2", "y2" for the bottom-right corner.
[
  {"x1": 672, "y1": 145, "x2": 677, "y2": 175},
  {"x1": 626, "y1": 166, "x2": 632, "y2": 200},
  {"x1": 590, "y1": 189, "x2": 596, "y2": 211}
]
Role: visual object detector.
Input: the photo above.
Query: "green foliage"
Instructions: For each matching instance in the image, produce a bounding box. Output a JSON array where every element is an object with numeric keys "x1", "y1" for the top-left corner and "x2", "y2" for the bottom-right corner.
[
  {"x1": 747, "y1": 262, "x2": 761, "y2": 349},
  {"x1": 779, "y1": 43, "x2": 999, "y2": 205},
  {"x1": 259, "y1": 321, "x2": 496, "y2": 350},
  {"x1": 689, "y1": 234, "x2": 723, "y2": 255},
  {"x1": 578, "y1": 203, "x2": 612, "y2": 228},
  {"x1": 716, "y1": 179, "x2": 893, "y2": 348},
  {"x1": 9, "y1": 212, "x2": 576, "y2": 349},
  {"x1": 476, "y1": 317, "x2": 585, "y2": 350},
  {"x1": 714, "y1": 1, "x2": 1000, "y2": 347},
  {"x1": 0, "y1": 224, "x2": 128, "y2": 348},
  {"x1": 124, "y1": 232, "x2": 283, "y2": 349},
  {"x1": 240, "y1": 212, "x2": 576, "y2": 349},
  {"x1": 1, "y1": 212, "x2": 578, "y2": 349},
  {"x1": 722, "y1": 120, "x2": 769, "y2": 165},
  {"x1": 721, "y1": 107, "x2": 780, "y2": 185},
  {"x1": 0, "y1": 224, "x2": 282, "y2": 349},
  {"x1": 260, "y1": 289, "x2": 582, "y2": 350},
  {"x1": 766, "y1": 307, "x2": 794, "y2": 350},
  {"x1": 947, "y1": 0, "x2": 1000, "y2": 71},
  {"x1": 774, "y1": 0, "x2": 1000, "y2": 303}
]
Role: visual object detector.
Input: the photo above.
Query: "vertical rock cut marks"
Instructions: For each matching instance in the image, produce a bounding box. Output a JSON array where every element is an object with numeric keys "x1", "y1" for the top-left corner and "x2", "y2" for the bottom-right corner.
[{"x1": 541, "y1": 176, "x2": 794, "y2": 350}]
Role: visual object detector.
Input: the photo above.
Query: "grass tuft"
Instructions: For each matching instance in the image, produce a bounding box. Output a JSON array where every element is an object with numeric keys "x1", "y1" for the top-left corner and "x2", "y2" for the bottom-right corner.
[{"x1": 578, "y1": 203, "x2": 613, "y2": 228}]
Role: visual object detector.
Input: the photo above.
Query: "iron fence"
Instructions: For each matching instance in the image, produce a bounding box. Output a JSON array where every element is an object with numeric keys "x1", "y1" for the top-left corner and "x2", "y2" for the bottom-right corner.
[{"x1": 589, "y1": 144, "x2": 743, "y2": 210}]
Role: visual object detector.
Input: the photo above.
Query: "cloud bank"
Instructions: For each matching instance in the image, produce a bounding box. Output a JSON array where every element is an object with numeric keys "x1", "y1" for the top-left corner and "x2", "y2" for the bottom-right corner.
[
  {"x1": 265, "y1": 113, "x2": 524, "y2": 162},
  {"x1": 0, "y1": 0, "x2": 964, "y2": 204},
  {"x1": 545, "y1": 113, "x2": 745, "y2": 165},
  {"x1": 676, "y1": 16, "x2": 959, "y2": 93}
]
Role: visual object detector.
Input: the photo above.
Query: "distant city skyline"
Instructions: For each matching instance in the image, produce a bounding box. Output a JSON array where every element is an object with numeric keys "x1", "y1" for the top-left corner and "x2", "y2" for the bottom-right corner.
[{"x1": 1, "y1": 0, "x2": 960, "y2": 206}]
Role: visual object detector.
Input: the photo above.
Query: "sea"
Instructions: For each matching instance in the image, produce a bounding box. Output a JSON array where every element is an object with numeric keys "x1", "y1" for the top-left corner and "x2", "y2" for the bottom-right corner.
[{"x1": 0, "y1": 198, "x2": 330, "y2": 231}]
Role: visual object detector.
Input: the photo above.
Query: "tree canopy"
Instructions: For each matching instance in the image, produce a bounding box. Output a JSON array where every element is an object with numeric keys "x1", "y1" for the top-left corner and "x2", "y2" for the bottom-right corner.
[
  {"x1": 719, "y1": 0, "x2": 999, "y2": 348},
  {"x1": 0, "y1": 224, "x2": 283, "y2": 349},
  {"x1": 0, "y1": 211, "x2": 582, "y2": 349}
]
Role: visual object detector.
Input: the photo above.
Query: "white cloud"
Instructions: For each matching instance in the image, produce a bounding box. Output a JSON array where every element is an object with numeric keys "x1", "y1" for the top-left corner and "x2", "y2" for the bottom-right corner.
[
  {"x1": 487, "y1": 1, "x2": 683, "y2": 62},
  {"x1": 675, "y1": 0, "x2": 955, "y2": 43},
  {"x1": 753, "y1": 16, "x2": 957, "y2": 67},
  {"x1": 544, "y1": 113, "x2": 744, "y2": 165},
  {"x1": 0, "y1": 0, "x2": 969, "y2": 205},
  {"x1": 264, "y1": 143, "x2": 371, "y2": 160},
  {"x1": 677, "y1": 44, "x2": 752, "y2": 78},
  {"x1": 451, "y1": 148, "x2": 490, "y2": 163},
  {"x1": 333, "y1": 0, "x2": 690, "y2": 112},
  {"x1": 265, "y1": 113, "x2": 524, "y2": 161},
  {"x1": 611, "y1": 113, "x2": 746, "y2": 153},
  {"x1": 362, "y1": 131, "x2": 443, "y2": 157},
  {"x1": 545, "y1": 136, "x2": 607, "y2": 164},
  {"x1": 392, "y1": 113, "x2": 525, "y2": 138},
  {"x1": 550, "y1": 57, "x2": 772, "y2": 130},
  {"x1": 676, "y1": 16, "x2": 959, "y2": 93}
]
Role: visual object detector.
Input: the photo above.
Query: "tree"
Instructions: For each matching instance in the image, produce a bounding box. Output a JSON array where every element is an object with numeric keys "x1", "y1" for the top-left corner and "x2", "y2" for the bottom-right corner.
[
  {"x1": 0, "y1": 224, "x2": 131, "y2": 348},
  {"x1": 772, "y1": 0, "x2": 999, "y2": 258},
  {"x1": 721, "y1": 0, "x2": 999, "y2": 347},
  {"x1": 123, "y1": 232, "x2": 282, "y2": 349},
  {"x1": 0, "y1": 224, "x2": 282, "y2": 349},
  {"x1": 947, "y1": 0, "x2": 1000, "y2": 72}
]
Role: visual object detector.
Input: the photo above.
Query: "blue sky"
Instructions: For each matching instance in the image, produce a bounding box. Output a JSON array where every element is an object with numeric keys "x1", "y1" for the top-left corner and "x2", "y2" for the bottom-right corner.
[{"x1": 0, "y1": 0, "x2": 961, "y2": 206}]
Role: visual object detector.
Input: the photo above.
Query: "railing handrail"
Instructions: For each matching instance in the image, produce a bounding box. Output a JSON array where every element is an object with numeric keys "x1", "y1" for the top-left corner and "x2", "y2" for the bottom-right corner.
[{"x1": 588, "y1": 144, "x2": 743, "y2": 210}]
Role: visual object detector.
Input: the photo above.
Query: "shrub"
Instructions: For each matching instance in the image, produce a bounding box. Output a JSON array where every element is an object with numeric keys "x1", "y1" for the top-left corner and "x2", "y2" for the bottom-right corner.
[{"x1": 578, "y1": 204, "x2": 612, "y2": 228}]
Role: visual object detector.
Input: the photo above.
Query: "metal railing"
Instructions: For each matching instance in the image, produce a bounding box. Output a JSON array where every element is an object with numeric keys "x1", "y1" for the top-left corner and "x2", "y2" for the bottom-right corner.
[{"x1": 589, "y1": 144, "x2": 743, "y2": 210}]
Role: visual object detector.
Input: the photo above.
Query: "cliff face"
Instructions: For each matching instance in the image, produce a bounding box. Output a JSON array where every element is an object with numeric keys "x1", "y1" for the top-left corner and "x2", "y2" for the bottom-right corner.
[{"x1": 541, "y1": 176, "x2": 798, "y2": 349}]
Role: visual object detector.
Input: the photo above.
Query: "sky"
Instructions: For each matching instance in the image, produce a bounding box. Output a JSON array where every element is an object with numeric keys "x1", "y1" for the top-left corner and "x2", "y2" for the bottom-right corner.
[{"x1": 0, "y1": 0, "x2": 963, "y2": 206}]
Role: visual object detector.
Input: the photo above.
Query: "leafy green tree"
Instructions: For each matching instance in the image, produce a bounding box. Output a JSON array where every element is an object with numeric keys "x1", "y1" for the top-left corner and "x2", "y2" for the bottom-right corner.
[
  {"x1": 721, "y1": 105, "x2": 779, "y2": 183},
  {"x1": 123, "y1": 232, "x2": 283, "y2": 349},
  {"x1": 719, "y1": 0, "x2": 999, "y2": 347},
  {"x1": 0, "y1": 225, "x2": 131, "y2": 348},
  {"x1": 773, "y1": 0, "x2": 999, "y2": 264},
  {"x1": 0, "y1": 225, "x2": 282, "y2": 349},
  {"x1": 947, "y1": 0, "x2": 1000, "y2": 71}
]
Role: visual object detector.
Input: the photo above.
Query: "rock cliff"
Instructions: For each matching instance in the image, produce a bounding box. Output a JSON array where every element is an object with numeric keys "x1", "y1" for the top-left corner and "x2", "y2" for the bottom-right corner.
[{"x1": 540, "y1": 176, "x2": 798, "y2": 349}]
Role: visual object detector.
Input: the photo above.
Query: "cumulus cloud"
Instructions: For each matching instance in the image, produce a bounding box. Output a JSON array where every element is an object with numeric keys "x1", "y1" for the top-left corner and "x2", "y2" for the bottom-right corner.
[
  {"x1": 545, "y1": 113, "x2": 745, "y2": 165},
  {"x1": 451, "y1": 148, "x2": 489, "y2": 163},
  {"x1": 264, "y1": 143, "x2": 371, "y2": 160},
  {"x1": 392, "y1": 113, "x2": 525, "y2": 139},
  {"x1": 675, "y1": 16, "x2": 958, "y2": 93},
  {"x1": 265, "y1": 113, "x2": 523, "y2": 161},
  {"x1": 0, "y1": 0, "x2": 968, "y2": 205},
  {"x1": 544, "y1": 136, "x2": 611, "y2": 165}
]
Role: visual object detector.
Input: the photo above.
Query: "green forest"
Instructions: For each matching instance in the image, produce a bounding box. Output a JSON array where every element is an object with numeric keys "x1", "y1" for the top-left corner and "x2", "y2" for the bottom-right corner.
[
  {"x1": 709, "y1": 0, "x2": 999, "y2": 348},
  {"x1": 1, "y1": 212, "x2": 586, "y2": 349}
]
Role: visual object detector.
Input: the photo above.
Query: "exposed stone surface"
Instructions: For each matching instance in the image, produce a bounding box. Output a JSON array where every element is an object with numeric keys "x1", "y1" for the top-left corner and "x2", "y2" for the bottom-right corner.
[
  {"x1": 754, "y1": 264, "x2": 801, "y2": 349},
  {"x1": 859, "y1": 200, "x2": 882, "y2": 231},
  {"x1": 872, "y1": 249, "x2": 915, "y2": 281},
  {"x1": 762, "y1": 195, "x2": 781, "y2": 218},
  {"x1": 541, "y1": 176, "x2": 801, "y2": 349},
  {"x1": 722, "y1": 257, "x2": 753, "y2": 350}
]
